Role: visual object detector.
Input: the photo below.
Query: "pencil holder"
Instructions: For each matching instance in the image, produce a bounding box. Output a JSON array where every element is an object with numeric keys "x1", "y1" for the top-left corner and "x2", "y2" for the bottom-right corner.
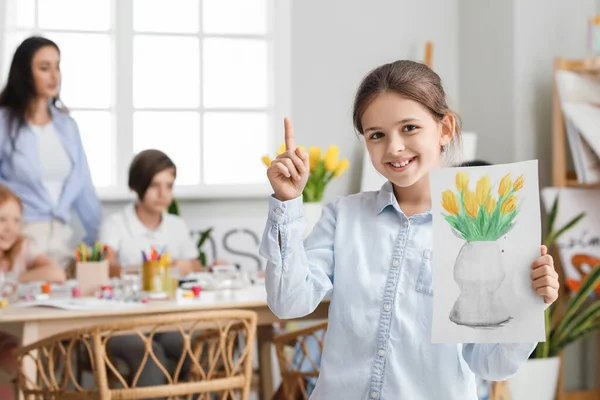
[
  {"x1": 76, "y1": 260, "x2": 109, "y2": 296},
  {"x1": 142, "y1": 260, "x2": 170, "y2": 293}
]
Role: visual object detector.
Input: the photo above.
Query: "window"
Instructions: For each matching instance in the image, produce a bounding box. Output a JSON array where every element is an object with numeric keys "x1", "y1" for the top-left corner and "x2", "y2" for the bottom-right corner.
[{"x1": 1, "y1": 0, "x2": 290, "y2": 199}]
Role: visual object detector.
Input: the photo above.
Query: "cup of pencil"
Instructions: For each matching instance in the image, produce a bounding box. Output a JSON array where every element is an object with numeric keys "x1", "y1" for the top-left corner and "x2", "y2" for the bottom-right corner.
[
  {"x1": 76, "y1": 242, "x2": 110, "y2": 296},
  {"x1": 141, "y1": 247, "x2": 172, "y2": 295}
]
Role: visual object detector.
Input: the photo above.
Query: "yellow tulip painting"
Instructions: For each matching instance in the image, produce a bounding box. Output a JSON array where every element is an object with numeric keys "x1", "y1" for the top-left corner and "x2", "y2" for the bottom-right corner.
[
  {"x1": 441, "y1": 171, "x2": 524, "y2": 242},
  {"x1": 262, "y1": 144, "x2": 350, "y2": 202}
]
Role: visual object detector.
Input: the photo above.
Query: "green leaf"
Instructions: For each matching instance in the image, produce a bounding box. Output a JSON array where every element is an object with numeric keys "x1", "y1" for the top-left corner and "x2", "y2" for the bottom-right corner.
[
  {"x1": 547, "y1": 196, "x2": 559, "y2": 236},
  {"x1": 197, "y1": 228, "x2": 213, "y2": 249},
  {"x1": 550, "y1": 213, "x2": 585, "y2": 245},
  {"x1": 553, "y1": 264, "x2": 600, "y2": 341},
  {"x1": 554, "y1": 301, "x2": 600, "y2": 346},
  {"x1": 167, "y1": 199, "x2": 180, "y2": 216}
]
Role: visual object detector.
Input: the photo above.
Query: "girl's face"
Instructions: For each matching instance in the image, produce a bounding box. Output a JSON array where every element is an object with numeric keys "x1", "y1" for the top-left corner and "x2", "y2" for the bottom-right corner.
[
  {"x1": 31, "y1": 45, "x2": 61, "y2": 99},
  {"x1": 141, "y1": 168, "x2": 175, "y2": 214},
  {"x1": 361, "y1": 91, "x2": 453, "y2": 189},
  {"x1": 0, "y1": 200, "x2": 22, "y2": 251}
]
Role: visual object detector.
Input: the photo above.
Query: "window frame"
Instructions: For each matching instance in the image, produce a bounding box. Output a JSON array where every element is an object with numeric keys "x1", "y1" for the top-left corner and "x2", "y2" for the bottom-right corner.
[{"x1": 0, "y1": 0, "x2": 291, "y2": 201}]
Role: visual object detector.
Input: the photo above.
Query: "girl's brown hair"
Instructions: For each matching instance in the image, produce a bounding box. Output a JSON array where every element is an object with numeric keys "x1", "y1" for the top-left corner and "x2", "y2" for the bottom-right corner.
[
  {"x1": 0, "y1": 185, "x2": 25, "y2": 270},
  {"x1": 352, "y1": 60, "x2": 462, "y2": 166}
]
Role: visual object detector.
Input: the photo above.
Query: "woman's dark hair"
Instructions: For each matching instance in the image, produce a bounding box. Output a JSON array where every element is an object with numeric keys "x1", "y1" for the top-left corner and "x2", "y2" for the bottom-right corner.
[
  {"x1": 0, "y1": 36, "x2": 64, "y2": 149},
  {"x1": 129, "y1": 149, "x2": 177, "y2": 200}
]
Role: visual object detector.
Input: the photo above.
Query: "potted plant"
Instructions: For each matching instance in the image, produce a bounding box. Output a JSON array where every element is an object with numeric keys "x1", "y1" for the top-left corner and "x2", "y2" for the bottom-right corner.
[
  {"x1": 505, "y1": 195, "x2": 592, "y2": 400},
  {"x1": 262, "y1": 144, "x2": 350, "y2": 236}
]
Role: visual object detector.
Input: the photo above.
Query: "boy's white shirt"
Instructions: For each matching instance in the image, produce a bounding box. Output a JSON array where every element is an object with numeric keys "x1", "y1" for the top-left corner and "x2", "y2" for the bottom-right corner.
[{"x1": 99, "y1": 203, "x2": 198, "y2": 269}]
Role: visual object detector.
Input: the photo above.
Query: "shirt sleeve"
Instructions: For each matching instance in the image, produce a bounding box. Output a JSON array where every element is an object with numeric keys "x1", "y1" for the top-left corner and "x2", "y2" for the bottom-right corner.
[
  {"x1": 258, "y1": 196, "x2": 335, "y2": 320},
  {"x1": 71, "y1": 118, "x2": 102, "y2": 245},
  {"x1": 462, "y1": 342, "x2": 537, "y2": 381}
]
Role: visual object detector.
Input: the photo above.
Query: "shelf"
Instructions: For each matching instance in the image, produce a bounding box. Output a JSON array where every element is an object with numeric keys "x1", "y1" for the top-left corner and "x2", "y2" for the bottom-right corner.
[
  {"x1": 564, "y1": 389, "x2": 600, "y2": 400},
  {"x1": 557, "y1": 57, "x2": 600, "y2": 72},
  {"x1": 566, "y1": 179, "x2": 600, "y2": 188}
]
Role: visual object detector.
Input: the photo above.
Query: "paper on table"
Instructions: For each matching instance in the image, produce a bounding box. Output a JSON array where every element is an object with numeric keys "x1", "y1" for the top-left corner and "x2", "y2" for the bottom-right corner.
[
  {"x1": 430, "y1": 160, "x2": 545, "y2": 343},
  {"x1": 13, "y1": 297, "x2": 146, "y2": 311}
]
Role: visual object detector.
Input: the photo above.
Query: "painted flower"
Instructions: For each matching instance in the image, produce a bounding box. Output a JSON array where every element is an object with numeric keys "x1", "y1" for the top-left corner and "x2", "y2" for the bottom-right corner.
[
  {"x1": 456, "y1": 171, "x2": 469, "y2": 192},
  {"x1": 500, "y1": 195, "x2": 517, "y2": 214},
  {"x1": 513, "y1": 174, "x2": 525, "y2": 191},
  {"x1": 498, "y1": 173, "x2": 512, "y2": 197},
  {"x1": 486, "y1": 196, "x2": 497, "y2": 215},
  {"x1": 463, "y1": 190, "x2": 479, "y2": 218},
  {"x1": 442, "y1": 190, "x2": 459, "y2": 215},
  {"x1": 262, "y1": 156, "x2": 271, "y2": 167},
  {"x1": 476, "y1": 175, "x2": 491, "y2": 205}
]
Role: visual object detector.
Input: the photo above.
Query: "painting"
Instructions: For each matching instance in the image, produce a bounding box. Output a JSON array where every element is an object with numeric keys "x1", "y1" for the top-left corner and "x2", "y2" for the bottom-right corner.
[
  {"x1": 541, "y1": 188, "x2": 600, "y2": 297},
  {"x1": 431, "y1": 160, "x2": 546, "y2": 344}
]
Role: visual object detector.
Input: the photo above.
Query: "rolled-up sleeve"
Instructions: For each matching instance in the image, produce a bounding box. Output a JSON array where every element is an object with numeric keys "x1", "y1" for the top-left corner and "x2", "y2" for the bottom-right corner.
[{"x1": 462, "y1": 342, "x2": 537, "y2": 381}]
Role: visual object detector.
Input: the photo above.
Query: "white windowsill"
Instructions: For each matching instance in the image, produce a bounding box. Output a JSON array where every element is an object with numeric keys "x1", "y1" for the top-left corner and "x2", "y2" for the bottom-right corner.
[{"x1": 96, "y1": 183, "x2": 274, "y2": 202}]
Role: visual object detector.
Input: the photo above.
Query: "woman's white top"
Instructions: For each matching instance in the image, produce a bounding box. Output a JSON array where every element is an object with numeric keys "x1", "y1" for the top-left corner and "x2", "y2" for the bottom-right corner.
[{"x1": 30, "y1": 122, "x2": 72, "y2": 207}]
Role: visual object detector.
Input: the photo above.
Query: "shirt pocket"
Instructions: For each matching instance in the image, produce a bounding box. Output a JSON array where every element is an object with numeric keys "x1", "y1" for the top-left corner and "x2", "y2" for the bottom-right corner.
[{"x1": 416, "y1": 248, "x2": 434, "y2": 296}]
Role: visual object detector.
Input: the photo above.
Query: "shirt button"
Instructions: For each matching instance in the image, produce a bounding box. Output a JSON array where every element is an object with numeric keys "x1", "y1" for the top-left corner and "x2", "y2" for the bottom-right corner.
[
  {"x1": 370, "y1": 391, "x2": 378, "y2": 399},
  {"x1": 392, "y1": 259, "x2": 399, "y2": 267},
  {"x1": 383, "y1": 303, "x2": 391, "y2": 312},
  {"x1": 403, "y1": 220, "x2": 409, "y2": 227},
  {"x1": 274, "y1": 208, "x2": 283, "y2": 215},
  {"x1": 378, "y1": 349, "x2": 385, "y2": 357}
]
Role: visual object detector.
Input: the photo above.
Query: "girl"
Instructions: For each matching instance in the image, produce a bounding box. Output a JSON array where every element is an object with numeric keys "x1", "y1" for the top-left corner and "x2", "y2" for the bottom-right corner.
[
  {"x1": 0, "y1": 36, "x2": 102, "y2": 269},
  {"x1": 0, "y1": 184, "x2": 65, "y2": 399},
  {"x1": 260, "y1": 60, "x2": 559, "y2": 399},
  {"x1": 0, "y1": 184, "x2": 65, "y2": 284}
]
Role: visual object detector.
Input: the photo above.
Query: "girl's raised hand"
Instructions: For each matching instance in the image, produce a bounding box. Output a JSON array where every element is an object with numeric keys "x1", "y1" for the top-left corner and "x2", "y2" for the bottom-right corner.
[{"x1": 267, "y1": 118, "x2": 310, "y2": 201}]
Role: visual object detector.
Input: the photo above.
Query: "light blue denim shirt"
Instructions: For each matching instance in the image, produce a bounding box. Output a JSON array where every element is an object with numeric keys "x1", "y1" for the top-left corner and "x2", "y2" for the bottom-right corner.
[
  {"x1": 0, "y1": 107, "x2": 101, "y2": 244},
  {"x1": 260, "y1": 181, "x2": 536, "y2": 400}
]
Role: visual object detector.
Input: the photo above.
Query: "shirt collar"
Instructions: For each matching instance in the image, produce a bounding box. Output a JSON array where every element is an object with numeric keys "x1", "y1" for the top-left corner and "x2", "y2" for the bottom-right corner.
[
  {"x1": 376, "y1": 181, "x2": 432, "y2": 222},
  {"x1": 125, "y1": 203, "x2": 166, "y2": 236}
]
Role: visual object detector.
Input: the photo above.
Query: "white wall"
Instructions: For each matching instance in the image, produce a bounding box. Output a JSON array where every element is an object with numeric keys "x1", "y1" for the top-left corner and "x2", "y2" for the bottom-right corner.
[
  {"x1": 459, "y1": 0, "x2": 596, "y2": 186},
  {"x1": 103, "y1": 0, "x2": 461, "y2": 224}
]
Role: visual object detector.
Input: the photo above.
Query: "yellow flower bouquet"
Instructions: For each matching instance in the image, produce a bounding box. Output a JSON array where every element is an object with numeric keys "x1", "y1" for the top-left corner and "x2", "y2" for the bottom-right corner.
[
  {"x1": 262, "y1": 144, "x2": 350, "y2": 202},
  {"x1": 441, "y1": 172, "x2": 524, "y2": 242}
]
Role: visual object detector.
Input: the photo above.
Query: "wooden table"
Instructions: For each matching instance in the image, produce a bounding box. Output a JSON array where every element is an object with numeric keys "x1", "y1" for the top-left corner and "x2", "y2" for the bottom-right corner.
[{"x1": 0, "y1": 285, "x2": 329, "y2": 400}]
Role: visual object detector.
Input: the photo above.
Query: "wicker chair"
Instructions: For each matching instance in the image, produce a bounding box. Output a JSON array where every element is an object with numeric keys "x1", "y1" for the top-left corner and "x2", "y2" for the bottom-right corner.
[
  {"x1": 272, "y1": 322, "x2": 327, "y2": 400},
  {"x1": 15, "y1": 310, "x2": 257, "y2": 400}
]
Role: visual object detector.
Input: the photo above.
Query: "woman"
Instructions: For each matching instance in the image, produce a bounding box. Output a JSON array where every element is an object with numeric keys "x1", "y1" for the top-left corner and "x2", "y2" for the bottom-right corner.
[{"x1": 0, "y1": 36, "x2": 101, "y2": 269}]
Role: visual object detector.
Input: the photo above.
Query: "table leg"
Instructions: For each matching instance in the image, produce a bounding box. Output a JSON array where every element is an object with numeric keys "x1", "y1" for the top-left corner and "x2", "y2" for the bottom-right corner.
[{"x1": 257, "y1": 324, "x2": 275, "y2": 400}]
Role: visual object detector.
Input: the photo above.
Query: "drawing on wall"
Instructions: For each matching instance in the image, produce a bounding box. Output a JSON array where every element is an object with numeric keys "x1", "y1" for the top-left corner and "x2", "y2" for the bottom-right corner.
[
  {"x1": 541, "y1": 188, "x2": 600, "y2": 298},
  {"x1": 431, "y1": 160, "x2": 545, "y2": 344}
]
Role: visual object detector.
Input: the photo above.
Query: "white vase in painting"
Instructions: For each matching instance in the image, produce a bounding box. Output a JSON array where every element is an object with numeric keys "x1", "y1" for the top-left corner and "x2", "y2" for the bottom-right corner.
[
  {"x1": 303, "y1": 202, "x2": 323, "y2": 238},
  {"x1": 449, "y1": 240, "x2": 510, "y2": 327},
  {"x1": 508, "y1": 357, "x2": 560, "y2": 400}
]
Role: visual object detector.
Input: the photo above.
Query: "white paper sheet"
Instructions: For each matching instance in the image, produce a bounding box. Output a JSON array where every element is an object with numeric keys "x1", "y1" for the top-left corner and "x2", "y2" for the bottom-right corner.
[
  {"x1": 13, "y1": 297, "x2": 146, "y2": 311},
  {"x1": 430, "y1": 160, "x2": 545, "y2": 343}
]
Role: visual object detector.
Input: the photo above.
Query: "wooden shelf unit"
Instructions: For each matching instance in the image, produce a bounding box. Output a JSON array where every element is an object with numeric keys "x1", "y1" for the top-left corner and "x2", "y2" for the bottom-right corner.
[{"x1": 552, "y1": 57, "x2": 600, "y2": 400}]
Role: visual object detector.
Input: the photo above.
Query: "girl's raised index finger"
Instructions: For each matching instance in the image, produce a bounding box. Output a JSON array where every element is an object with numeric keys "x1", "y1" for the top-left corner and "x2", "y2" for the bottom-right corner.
[{"x1": 284, "y1": 117, "x2": 295, "y2": 151}]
